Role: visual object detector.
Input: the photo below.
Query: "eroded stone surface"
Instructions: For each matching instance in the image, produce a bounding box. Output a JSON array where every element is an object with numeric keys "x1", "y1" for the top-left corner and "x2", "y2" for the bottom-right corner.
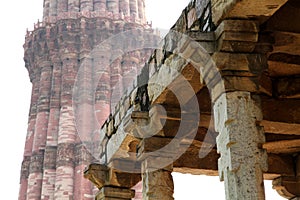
[{"x1": 214, "y1": 92, "x2": 267, "y2": 200}]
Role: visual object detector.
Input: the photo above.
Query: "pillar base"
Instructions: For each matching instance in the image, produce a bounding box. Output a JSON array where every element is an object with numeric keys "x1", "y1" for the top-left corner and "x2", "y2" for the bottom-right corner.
[{"x1": 96, "y1": 186, "x2": 135, "y2": 200}]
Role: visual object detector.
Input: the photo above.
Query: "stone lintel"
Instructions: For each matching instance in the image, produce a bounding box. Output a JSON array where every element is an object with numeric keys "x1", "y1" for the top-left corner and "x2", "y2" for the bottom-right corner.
[
  {"x1": 131, "y1": 111, "x2": 149, "y2": 120},
  {"x1": 172, "y1": 148, "x2": 294, "y2": 178},
  {"x1": 108, "y1": 159, "x2": 142, "y2": 175},
  {"x1": 137, "y1": 137, "x2": 179, "y2": 169},
  {"x1": 215, "y1": 20, "x2": 259, "y2": 53},
  {"x1": 211, "y1": 0, "x2": 288, "y2": 25},
  {"x1": 173, "y1": 141, "x2": 219, "y2": 175}
]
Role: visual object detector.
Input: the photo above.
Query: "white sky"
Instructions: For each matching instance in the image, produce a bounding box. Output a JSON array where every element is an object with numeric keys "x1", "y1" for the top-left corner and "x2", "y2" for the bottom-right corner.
[{"x1": 0, "y1": 0, "x2": 285, "y2": 199}]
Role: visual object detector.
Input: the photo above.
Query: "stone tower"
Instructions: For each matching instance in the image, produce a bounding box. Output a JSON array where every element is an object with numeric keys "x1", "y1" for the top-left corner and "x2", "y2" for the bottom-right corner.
[{"x1": 19, "y1": 0, "x2": 154, "y2": 199}]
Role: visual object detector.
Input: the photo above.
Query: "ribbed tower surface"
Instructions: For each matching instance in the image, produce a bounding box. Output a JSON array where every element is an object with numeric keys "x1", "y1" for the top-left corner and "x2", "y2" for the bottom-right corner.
[{"x1": 19, "y1": 0, "x2": 156, "y2": 199}]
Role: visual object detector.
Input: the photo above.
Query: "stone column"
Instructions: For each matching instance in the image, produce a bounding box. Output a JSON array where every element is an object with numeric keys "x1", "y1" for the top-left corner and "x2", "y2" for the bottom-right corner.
[
  {"x1": 73, "y1": 55, "x2": 94, "y2": 199},
  {"x1": 41, "y1": 146, "x2": 57, "y2": 200},
  {"x1": 141, "y1": 158, "x2": 174, "y2": 200},
  {"x1": 19, "y1": 156, "x2": 30, "y2": 200},
  {"x1": 54, "y1": 55, "x2": 78, "y2": 199},
  {"x1": 32, "y1": 64, "x2": 52, "y2": 153},
  {"x1": 27, "y1": 62, "x2": 52, "y2": 200},
  {"x1": 137, "y1": 137, "x2": 176, "y2": 200},
  {"x1": 41, "y1": 60, "x2": 61, "y2": 200},
  {"x1": 214, "y1": 92, "x2": 267, "y2": 200},
  {"x1": 19, "y1": 73, "x2": 39, "y2": 200},
  {"x1": 74, "y1": 144, "x2": 93, "y2": 200}
]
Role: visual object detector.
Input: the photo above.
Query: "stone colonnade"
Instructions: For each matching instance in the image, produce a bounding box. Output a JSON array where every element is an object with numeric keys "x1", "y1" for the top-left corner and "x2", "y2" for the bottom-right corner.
[
  {"x1": 84, "y1": 0, "x2": 300, "y2": 199},
  {"x1": 85, "y1": 17, "x2": 271, "y2": 200}
]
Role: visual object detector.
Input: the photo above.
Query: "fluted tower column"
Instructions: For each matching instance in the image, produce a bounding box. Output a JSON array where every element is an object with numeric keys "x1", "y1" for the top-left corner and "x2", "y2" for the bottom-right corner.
[
  {"x1": 26, "y1": 61, "x2": 52, "y2": 200},
  {"x1": 19, "y1": 71, "x2": 39, "y2": 200},
  {"x1": 19, "y1": 0, "x2": 152, "y2": 199}
]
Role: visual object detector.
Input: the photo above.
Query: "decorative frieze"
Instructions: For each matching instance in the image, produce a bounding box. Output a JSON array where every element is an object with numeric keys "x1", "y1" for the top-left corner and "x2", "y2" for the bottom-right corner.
[
  {"x1": 29, "y1": 152, "x2": 45, "y2": 173},
  {"x1": 74, "y1": 143, "x2": 93, "y2": 166},
  {"x1": 20, "y1": 156, "x2": 31, "y2": 179},
  {"x1": 44, "y1": 146, "x2": 57, "y2": 169},
  {"x1": 56, "y1": 143, "x2": 75, "y2": 167}
]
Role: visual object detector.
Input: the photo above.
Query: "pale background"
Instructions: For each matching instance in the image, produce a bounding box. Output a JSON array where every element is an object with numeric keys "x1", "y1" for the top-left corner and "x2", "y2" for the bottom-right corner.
[{"x1": 0, "y1": 0, "x2": 285, "y2": 199}]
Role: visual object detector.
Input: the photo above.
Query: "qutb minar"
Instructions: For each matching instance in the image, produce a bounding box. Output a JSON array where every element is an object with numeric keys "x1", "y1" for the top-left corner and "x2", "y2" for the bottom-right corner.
[{"x1": 19, "y1": 0, "x2": 153, "y2": 199}]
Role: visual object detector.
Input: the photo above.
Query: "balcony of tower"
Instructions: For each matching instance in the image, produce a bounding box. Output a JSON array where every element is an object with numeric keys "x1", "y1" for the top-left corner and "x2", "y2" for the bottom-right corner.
[
  {"x1": 41, "y1": 0, "x2": 148, "y2": 25},
  {"x1": 25, "y1": 0, "x2": 152, "y2": 51},
  {"x1": 24, "y1": 0, "x2": 153, "y2": 82}
]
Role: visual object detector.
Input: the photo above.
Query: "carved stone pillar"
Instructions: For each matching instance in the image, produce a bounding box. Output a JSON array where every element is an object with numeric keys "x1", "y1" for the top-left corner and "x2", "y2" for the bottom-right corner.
[
  {"x1": 141, "y1": 158, "x2": 174, "y2": 200},
  {"x1": 137, "y1": 137, "x2": 176, "y2": 200},
  {"x1": 213, "y1": 92, "x2": 268, "y2": 200}
]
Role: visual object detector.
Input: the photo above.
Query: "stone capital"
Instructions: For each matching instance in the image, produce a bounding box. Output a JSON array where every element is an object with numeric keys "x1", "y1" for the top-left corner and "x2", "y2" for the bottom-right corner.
[
  {"x1": 273, "y1": 155, "x2": 300, "y2": 199},
  {"x1": 84, "y1": 163, "x2": 141, "y2": 189}
]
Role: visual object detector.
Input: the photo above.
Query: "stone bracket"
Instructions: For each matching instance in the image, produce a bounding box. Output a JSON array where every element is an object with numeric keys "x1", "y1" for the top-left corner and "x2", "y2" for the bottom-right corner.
[{"x1": 84, "y1": 163, "x2": 141, "y2": 190}]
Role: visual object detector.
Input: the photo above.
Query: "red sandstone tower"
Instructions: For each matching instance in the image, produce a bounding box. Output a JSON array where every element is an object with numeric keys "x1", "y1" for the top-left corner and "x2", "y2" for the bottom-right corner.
[{"x1": 19, "y1": 0, "x2": 153, "y2": 199}]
